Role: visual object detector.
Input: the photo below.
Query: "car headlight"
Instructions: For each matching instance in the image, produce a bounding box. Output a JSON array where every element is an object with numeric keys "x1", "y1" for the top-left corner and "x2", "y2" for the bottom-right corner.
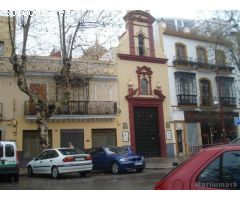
[{"x1": 119, "y1": 158, "x2": 128, "y2": 162}]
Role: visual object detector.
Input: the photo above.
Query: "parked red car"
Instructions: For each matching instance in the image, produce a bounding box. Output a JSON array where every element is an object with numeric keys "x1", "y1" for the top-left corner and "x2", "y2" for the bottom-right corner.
[{"x1": 154, "y1": 144, "x2": 240, "y2": 190}]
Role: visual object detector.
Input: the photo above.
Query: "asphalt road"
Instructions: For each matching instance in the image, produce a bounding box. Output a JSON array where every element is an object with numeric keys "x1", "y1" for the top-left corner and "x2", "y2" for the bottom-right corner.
[{"x1": 0, "y1": 169, "x2": 171, "y2": 190}]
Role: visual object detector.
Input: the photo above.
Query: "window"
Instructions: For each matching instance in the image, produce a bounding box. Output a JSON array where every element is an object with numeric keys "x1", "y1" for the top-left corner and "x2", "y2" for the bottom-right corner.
[
  {"x1": 47, "y1": 150, "x2": 59, "y2": 159},
  {"x1": 196, "y1": 47, "x2": 207, "y2": 64},
  {"x1": 5, "y1": 144, "x2": 14, "y2": 157},
  {"x1": 175, "y1": 43, "x2": 187, "y2": 60},
  {"x1": 138, "y1": 34, "x2": 145, "y2": 56},
  {"x1": 217, "y1": 77, "x2": 236, "y2": 107},
  {"x1": 197, "y1": 151, "x2": 240, "y2": 189},
  {"x1": 200, "y1": 79, "x2": 212, "y2": 106},
  {"x1": 36, "y1": 151, "x2": 48, "y2": 160},
  {"x1": 216, "y1": 49, "x2": 226, "y2": 66},
  {"x1": 0, "y1": 41, "x2": 4, "y2": 56},
  {"x1": 141, "y1": 78, "x2": 148, "y2": 95},
  {"x1": 175, "y1": 72, "x2": 197, "y2": 105}
]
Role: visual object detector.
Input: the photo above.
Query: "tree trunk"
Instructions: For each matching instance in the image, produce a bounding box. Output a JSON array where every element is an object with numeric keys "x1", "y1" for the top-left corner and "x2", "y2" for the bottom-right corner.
[{"x1": 38, "y1": 118, "x2": 49, "y2": 151}]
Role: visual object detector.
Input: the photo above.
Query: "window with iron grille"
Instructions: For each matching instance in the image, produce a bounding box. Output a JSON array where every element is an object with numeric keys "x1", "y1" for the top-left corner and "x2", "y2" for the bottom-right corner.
[
  {"x1": 217, "y1": 77, "x2": 236, "y2": 107},
  {"x1": 175, "y1": 72, "x2": 197, "y2": 105}
]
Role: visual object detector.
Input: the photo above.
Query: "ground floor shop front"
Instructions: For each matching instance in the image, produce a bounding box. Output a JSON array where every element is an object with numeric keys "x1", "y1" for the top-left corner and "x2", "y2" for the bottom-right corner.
[{"x1": 0, "y1": 117, "x2": 122, "y2": 163}]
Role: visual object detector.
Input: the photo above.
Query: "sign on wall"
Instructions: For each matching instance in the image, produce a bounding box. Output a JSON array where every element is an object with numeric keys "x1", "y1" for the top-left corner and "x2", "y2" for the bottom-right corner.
[
  {"x1": 166, "y1": 130, "x2": 172, "y2": 140},
  {"x1": 122, "y1": 131, "x2": 129, "y2": 142}
]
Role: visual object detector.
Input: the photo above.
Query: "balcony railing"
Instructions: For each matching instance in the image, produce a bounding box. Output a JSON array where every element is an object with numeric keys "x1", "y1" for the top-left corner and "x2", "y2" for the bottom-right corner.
[
  {"x1": 0, "y1": 103, "x2": 2, "y2": 118},
  {"x1": 173, "y1": 56, "x2": 235, "y2": 72},
  {"x1": 220, "y1": 97, "x2": 236, "y2": 107},
  {"x1": 177, "y1": 94, "x2": 197, "y2": 106},
  {"x1": 173, "y1": 56, "x2": 194, "y2": 66},
  {"x1": 24, "y1": 101, "x2": 117, "y2": 115}
]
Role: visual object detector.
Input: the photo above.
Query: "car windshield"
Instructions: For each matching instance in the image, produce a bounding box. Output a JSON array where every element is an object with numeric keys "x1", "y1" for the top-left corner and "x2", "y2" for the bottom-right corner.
[
  {"x1": 58, "y1": 148, "x2": 85, "y2": 155},
  {"x1": 105, "y1": 147, "x2": 129, "y2": 155}
]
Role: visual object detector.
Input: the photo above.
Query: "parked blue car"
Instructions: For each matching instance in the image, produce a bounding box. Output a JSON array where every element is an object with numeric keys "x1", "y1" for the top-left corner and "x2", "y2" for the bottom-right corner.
[{"x1": 88, "y1": 146, "x2": 145, "y2": 174}]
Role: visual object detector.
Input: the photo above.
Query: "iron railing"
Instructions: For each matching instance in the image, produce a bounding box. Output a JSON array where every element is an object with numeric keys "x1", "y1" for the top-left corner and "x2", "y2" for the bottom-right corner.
[
  {"x1": 24, "y1": 101, "x2": 117, "y2": 115},
  {"x1": 173, "y1": 56, "x2": 235, "y2": 72},
  {"x1": 189, "y1": 145, "x2": 202, "y2": 156},
  {"x1": 220, "y1": 97, "x2": 236, "y2": 107},
  {"x1": 173, "y1": 56, "x2": 194, "y2": 66},
  {"x1": 177, "y1": 94, "x2": 197, "y2": 106}
]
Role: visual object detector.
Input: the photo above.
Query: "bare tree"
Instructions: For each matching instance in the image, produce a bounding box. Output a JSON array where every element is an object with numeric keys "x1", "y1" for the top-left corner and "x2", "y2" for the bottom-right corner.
[
  {"x1": 197, "y1": 11, "x2": 240, "y2": 71},
  {"x1": 7, "y1": 11, "x2": 56, "y2": 150},
  {"x1": 6, "y1": 10, "x2": 122, "y2": 151}
]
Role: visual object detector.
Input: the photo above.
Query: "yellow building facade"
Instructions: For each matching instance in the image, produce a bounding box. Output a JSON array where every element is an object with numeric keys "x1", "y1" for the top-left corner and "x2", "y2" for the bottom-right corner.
[
  {"x1": 115, "y1": 11, "x2": 171, "y2": 157},
  {"x1": 0, "y1": 11, "x2": 173, "y2": 160}
]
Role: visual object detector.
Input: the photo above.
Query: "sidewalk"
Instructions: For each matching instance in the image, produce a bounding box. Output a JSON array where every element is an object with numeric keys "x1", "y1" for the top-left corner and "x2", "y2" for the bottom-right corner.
[
  {"x1": 19, "y1": 156, "x2": 189, "y2": 175},
  {"x1": 144, "y1": 156, "x2": 189, "y2": 170}
]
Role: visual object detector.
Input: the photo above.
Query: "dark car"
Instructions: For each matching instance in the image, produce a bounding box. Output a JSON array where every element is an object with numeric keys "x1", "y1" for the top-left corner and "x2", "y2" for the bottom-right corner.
[
  {"x1": 154, "y1": 144, "x2": 240, "y2": 190},
  {"x1": 89, "y1": 146, "x2": 145, "y2": 174}
]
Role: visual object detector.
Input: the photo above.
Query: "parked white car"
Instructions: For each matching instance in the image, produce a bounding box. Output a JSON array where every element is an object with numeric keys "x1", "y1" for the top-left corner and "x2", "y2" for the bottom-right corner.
[
  {"x1": 27, "y1": 148, "x2": 93, "y2": 178},
  {"x1": 0, "y1": 141, "x2": 19, "y2": 181}
]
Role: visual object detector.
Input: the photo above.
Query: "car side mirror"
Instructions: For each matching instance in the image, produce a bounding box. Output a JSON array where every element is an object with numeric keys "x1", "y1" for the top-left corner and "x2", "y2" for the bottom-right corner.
[
  {"x1": 172, "y1": 161, "x2": 179, "y2": 167},
  {"x1": 32, "y1": 157, "x2": 36, "y2": 161}
]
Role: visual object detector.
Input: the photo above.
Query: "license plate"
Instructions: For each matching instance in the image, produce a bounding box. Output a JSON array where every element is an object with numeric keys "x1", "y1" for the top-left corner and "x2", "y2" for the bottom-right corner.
[
  {"x1": 75, "y1": 157, "x2": 85, "y2": 161},
  {"x1": 134, "y1": 161, "x2": 143, "y2": 166}
]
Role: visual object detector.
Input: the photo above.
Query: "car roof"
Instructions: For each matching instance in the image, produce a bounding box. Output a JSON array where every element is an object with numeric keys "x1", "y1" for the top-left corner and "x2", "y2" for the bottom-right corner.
[{"x1": 204, "y1": 143, "x2": 240, "y2": 151}]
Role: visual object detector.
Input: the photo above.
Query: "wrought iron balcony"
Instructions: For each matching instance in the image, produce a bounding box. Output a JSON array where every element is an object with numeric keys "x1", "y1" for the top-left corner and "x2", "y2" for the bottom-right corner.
[
  {"x1": 173, "y1": 56, "x2": 235, "y2": 72},
  {"x1": 24, "y1": 101, "x2": 117, "y2": 115},
  {"x1": 220, "y1": 97, "x2": 236, "y2": 107},
  {"x1": 0, "y1": 103, "x2": 2, "y2": 119},
  {"x1": 177, "y1": 94, "x2": 197, "y2": 106},
  {"x1": 173, "y1": 56, "x2": 194, "y2": 66}
]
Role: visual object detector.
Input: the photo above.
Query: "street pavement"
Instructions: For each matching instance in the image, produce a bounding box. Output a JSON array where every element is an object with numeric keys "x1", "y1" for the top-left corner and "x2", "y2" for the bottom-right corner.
[
  {"x1": 19, "y1": 156, "x2": 189, "y2": 175},
  {"x1": 0, "y1": 156, "x2": 188, "y2": 190}
]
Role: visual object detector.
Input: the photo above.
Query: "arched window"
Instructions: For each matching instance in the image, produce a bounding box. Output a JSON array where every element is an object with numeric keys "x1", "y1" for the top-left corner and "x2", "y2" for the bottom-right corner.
[
  {"x1": 138, "y1": 34, "x2": 145, "y2": 56},
  {"x1": 196, "y1": 46, "x2": 207, "y2": 64},
  {"x1": 175, "y1": 43, "x2": 187, "y2": 60},
  {"x1": 216, "y1": 49, "x2": 226, "y2": 67},
  {"x1": 141, "y1": 78, "x2": 148, "y2": 95},
  {"x1": 200, "y1": 79, "x2": 212, "y2": 106}
]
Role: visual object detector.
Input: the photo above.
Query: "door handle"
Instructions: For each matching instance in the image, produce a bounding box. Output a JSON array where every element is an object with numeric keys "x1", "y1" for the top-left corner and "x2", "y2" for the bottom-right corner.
[
  {"x1": 50, "y1": 160, "x2": 52, "y2": 162},
  {"x1": 40, "y1": 161, "x2": 42, "y2": 163}
]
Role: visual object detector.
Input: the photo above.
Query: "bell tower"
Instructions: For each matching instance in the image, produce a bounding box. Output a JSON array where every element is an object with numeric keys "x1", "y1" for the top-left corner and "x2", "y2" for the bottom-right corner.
[{"x1": 124, "y1": 10, "x2": 156, "y2": 57}]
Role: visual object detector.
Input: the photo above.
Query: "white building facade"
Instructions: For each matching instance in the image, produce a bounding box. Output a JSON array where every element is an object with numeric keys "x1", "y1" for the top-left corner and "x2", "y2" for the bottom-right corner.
[{"x1": 153, "y1": 18, "x2": 239, "y2": 156}]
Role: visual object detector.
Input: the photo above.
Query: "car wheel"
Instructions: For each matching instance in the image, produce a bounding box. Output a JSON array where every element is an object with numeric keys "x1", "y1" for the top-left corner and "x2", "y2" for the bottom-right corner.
[
  {"x1": 28, "y1": 166, "x2": 34, "y2": 177},
  {"x1": 79, "y1": 171, "x2": 88, "y2": 177},
  {"x1": 136, "y1": 169, "x2": 143, "y2": 173},
  {"x1": 13, "y1": 174, "x2": 19, "y2": 182},
  {"x1": 51, "y1": 166, "x2": 59, "y2": 179},
  {"x1": 111, "y1": 162, "x2": 120, "y2": 174}
]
